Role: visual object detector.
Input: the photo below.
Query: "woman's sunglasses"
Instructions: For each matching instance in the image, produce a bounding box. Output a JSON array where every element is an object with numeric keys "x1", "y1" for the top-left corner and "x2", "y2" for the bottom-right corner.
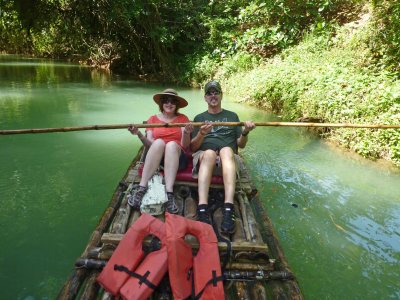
[{"x1": 161, "y1": 97, "x2": 177, "y2": 105}]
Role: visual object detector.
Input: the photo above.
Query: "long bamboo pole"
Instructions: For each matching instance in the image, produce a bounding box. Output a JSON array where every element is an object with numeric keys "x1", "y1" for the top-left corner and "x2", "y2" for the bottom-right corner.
[{"x1": 1, "y1": 121, "x2": 400, "y2": 135}]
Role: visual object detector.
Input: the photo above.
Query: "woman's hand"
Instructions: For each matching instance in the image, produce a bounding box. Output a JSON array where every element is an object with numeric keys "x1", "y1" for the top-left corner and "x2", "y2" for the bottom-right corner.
[
  {"x1": 128, "y1": 125, "x2": 140, "y2": 135},
  {"x1": 182, "y1": 123, "x2": 193, "y2": 149},
  {"x1": 129, "y1": 125, "x2": 152, "y2": 147},
  {"x1": 183, "y1": 123, "x2": 194, "y2": 135}
]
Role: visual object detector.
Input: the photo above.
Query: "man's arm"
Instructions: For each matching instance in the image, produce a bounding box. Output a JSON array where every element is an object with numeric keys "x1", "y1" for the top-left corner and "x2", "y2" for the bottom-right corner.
[
  {"x1": 190, "y1": 123, "x2": 213, "y2": 152},
  {"x1": 237, "y1": 121, "x2": 255, "y2": 148},
  {"x1": 237, "y1": 132, "x2": 249, "y2": 148}
]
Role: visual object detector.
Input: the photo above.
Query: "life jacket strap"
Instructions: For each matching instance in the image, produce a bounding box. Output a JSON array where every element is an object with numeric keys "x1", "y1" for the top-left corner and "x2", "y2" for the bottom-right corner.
[
  {"x1": 192, "y1": 270, "x2": 225, "y2": 300},
  {"x1": 114, "y1": 265, "x2": 157, "y2": 290},
  {"x1": 209, "y1": 201, "x2": 232, "y2": 270}
]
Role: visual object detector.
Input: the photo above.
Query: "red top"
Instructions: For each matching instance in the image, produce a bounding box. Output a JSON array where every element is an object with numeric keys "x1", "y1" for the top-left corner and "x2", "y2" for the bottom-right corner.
[{"x1": 146, "y1": 114, "x2": 190, "y2": 150}]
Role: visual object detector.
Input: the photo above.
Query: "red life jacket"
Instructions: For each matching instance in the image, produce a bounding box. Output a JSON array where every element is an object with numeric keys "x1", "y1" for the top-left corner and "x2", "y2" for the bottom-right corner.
[
  {"x1": 97, "y1": 213, "x2": 167, "y2": 299},
  {"x1": 119, "y1": 246, "x2": 168, "y2": 300},
  {"x1": 166, "y1": 213, "x2": 225, "y2": 300}
]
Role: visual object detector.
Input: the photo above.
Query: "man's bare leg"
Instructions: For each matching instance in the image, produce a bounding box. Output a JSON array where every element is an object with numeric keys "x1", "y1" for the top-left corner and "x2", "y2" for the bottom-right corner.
[
  {"x1": 219, "y1": 147, "x2": 236, "y2": 204},
  {"x1": 197, "y1": 149, "x2": 217, "y2": 205}
]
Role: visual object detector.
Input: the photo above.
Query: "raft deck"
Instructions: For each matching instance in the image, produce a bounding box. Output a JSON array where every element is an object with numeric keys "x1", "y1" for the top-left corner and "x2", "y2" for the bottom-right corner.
[{"x1": 58, "y1": 149, "x2": 303, "y2": 299}]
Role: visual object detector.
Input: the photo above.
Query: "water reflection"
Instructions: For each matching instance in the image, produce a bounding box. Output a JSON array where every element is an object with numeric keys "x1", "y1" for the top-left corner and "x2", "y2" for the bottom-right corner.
[
  {"x1": 348, "y1": 212, "x2": 400, "y2": 263},
  {"x1": 242, "y1": 124, "x2": 400, "y2": 298}
]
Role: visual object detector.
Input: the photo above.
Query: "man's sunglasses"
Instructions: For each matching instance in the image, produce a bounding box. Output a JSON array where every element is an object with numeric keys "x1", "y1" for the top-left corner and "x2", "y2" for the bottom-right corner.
[
  {"x1": 206, "y1": 91, "x2": 221, "y2": 96},
  {"x1": 161, "y1": 97, "x2": 177, "y2": 105}
]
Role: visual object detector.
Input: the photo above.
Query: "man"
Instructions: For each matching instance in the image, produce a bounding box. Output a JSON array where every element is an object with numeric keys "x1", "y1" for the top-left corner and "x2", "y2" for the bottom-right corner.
[{"x1": 190, "y1": 80, "x2": 255, "y2": 234}]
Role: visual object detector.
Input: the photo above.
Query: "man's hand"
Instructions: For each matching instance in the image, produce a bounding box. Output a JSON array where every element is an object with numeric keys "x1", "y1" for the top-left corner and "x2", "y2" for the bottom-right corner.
[
  {"x1": 199, "y1": 121, "x2": 213, "y2": 136},
  {"x1": 242, "y1": 121, "x2": 256, "y2": 135}
]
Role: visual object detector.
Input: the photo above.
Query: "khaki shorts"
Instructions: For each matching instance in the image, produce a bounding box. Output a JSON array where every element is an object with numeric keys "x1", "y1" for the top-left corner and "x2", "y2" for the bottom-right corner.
[{"x1": 192, "y1": 150, "x2": 241, "y2": 179}]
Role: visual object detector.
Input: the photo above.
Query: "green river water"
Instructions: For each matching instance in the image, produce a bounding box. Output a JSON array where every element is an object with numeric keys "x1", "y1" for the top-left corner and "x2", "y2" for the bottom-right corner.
[{"x1": 0, "y1": 55, "x2": 399, "y2": 299}]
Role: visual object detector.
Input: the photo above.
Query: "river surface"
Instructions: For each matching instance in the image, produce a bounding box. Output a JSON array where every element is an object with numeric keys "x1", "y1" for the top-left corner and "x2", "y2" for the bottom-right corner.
[{"x1": 0, "y1": 55, "x2": 399, "y2": 299}]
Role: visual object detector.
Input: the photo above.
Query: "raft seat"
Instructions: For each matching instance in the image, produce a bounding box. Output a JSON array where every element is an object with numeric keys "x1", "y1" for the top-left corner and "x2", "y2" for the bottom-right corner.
[
  {"x1": 175, "y1": 154, "x2": 224, "y2": 184},
  {"x1": 138, "y1": 154, "x2": 224, "y2": 185}
]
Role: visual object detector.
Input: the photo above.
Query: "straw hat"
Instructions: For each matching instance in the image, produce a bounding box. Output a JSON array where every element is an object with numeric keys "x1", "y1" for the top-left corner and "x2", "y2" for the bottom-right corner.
[{"x1": 153, "y1": 88, "x2": 188, "y2": 108}]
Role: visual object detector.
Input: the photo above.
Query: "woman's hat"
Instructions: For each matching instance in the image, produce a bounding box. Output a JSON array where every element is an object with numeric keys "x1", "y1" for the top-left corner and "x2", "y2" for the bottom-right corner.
[{"x1": 153, "y1": 88, "x2": 188, "y2": 108}]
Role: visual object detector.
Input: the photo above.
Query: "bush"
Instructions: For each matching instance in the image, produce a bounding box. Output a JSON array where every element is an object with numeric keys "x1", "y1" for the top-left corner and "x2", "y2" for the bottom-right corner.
[
  {"x1": 0, "y1": 6, "x2": 30, "y2": 53},
  {"x1": 220, "y1": 22, "x2": 400, "y2": 166},
  {"x1": 368, "y1": 1, "x2": 400, "y2": 76}
]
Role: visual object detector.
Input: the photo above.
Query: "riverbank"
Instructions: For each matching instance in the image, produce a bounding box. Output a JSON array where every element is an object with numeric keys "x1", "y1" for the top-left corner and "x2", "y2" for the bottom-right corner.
[{"x1": 196, "y1": 11, "x2": 400, "y2": 167}]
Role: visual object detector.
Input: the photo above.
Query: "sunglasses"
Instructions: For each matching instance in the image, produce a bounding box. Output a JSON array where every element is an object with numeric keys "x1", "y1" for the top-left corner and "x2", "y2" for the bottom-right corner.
[
  {"x1": 161, "y1": 97, "x2": 177, "y2": 105},
  {"x1": 206, "y1": 91, "x2": 221, "y2": 96}
]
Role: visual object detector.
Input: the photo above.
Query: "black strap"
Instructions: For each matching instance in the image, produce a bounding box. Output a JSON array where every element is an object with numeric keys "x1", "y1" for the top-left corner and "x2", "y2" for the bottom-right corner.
[
  {"x1": 217, "y1": 232, "x2": 232, "y2": 270},
  {"x1": 209, "y1": 201, "x2": 232, "y2": 270},
  {"x1": 114, "y1": 265, "x2": 157, "y2": 290},
  {"x1": 188, "y1": 196, "x2": 230, "y2": 299},
  {"x1": 193, "y1": 270, "x2": 225, "y2": 300}
]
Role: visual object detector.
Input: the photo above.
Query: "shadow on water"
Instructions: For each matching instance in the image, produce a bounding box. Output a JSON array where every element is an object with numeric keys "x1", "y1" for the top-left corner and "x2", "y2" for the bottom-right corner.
[{"x1": 0, "y1": 55, "x2": 399, "y2": 299}]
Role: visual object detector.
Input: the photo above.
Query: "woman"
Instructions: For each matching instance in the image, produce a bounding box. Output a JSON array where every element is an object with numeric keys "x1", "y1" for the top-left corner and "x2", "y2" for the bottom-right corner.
[{"x1": 128, "y1": 88, "x2": 193, "y2": 214}]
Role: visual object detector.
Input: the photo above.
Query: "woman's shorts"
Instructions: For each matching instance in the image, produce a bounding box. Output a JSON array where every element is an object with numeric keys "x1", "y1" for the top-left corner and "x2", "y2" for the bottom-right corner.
[{"x1": 160, "y1": 150, "x2": 188, "y2": 171}]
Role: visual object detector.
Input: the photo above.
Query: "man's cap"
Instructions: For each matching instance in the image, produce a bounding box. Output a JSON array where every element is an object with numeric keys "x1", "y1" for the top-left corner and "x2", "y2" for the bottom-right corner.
[
  {"x1": 153, "y1": 88, "x2": 188, "y2": 108},
  {"x1": 204, "y1": 81, "x2": 222, "y2": 94}
]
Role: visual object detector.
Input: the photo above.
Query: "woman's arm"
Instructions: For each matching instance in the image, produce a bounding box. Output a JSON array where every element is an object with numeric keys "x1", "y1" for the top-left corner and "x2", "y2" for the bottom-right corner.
[
  {"x1": 128, "y1": 125, "x2": 153, "y2": 148},
  {"x1": 181, "y1": 123, "x2": 193, "y2": 149}
]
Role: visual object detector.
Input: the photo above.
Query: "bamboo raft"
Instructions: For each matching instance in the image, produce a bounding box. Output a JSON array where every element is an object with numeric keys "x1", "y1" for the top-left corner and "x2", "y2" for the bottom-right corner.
[{"x1": 58, "y1": 148, "x2": 303, "y2": 299}]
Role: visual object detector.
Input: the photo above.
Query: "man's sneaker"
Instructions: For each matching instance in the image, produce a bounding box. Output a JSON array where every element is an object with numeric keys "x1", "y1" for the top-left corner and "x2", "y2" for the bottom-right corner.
[
  {"x1": 221, "y1": 203, "x2": 236, "y2": 234},
  {"x1": 197, "y1": 204, "x2": 211, "y2": 224},
  {"x1": 166, "y1": 192, "x2": 179, "y2": 214},
  {"x1": 127, "y1": 185, "x2": 147, "y2": 208}
]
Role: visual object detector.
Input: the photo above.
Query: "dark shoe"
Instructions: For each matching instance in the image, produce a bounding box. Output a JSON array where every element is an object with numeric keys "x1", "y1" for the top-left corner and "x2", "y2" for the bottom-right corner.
[
  {"x1": 197, "y1": 204, "x2": 211, "y2": 224},
  {"x1": 127, "y1": 185, "x2": 147, "y2": 208},
  {"x1": 221, "y1": 203, "x2": 236, "y2": 234},
  {"x1": 166, "y1": 192, "x2": 179, "y2": 214}
]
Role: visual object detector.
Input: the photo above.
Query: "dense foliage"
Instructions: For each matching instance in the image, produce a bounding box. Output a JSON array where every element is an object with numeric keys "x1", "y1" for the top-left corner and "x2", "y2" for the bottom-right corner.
[
  {"x1": 368, "y1": 1, "x2": 400, "y2": 76},
  {"x1": 1, "y1": 0, "x2": 211, "y2": 78},
  {"x1": 182, "y1": 0, "x2": 364, "y2": 84},
  {"x1": 1, "y1": 0, "x2": 362, "y2": 80},
  {"x1": 212, "y1": 13, "x2": 400, "y2": 165}
]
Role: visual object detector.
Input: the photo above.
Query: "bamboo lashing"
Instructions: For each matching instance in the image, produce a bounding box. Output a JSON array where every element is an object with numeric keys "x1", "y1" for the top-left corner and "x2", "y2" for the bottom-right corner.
[
  {"x1": 74, "y1": 258, "x2": 293, "y2": 279},
  {"x1": 1, "y1": 121, "x2": 400, "y2": 135}
]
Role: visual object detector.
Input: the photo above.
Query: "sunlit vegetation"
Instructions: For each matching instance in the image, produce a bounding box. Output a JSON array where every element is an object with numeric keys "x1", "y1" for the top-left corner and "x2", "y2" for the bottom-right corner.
[{"x1": 220, "y1": 25, "x2": 400, "y2": 166}]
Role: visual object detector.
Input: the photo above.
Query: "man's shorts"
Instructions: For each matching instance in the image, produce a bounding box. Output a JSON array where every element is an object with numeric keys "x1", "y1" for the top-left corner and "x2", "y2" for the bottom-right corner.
[{"x1": 192, "y1": 150, "x2": 240, "y2": 179}]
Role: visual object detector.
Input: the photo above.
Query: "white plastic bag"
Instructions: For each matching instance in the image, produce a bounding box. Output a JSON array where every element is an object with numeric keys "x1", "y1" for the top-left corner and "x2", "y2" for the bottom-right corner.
[{"x1": 140, "y1": 173, "x2": 167, "y2": 215}]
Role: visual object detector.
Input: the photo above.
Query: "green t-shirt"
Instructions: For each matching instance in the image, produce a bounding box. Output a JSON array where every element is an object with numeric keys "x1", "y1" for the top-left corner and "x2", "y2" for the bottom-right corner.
[{"x1": 193, "y1": 109, "x2": 242, "y2": 152}]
